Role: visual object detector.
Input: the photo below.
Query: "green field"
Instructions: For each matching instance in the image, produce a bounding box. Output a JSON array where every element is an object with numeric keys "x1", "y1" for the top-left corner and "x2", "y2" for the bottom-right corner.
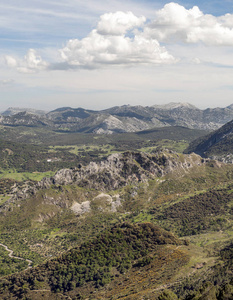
[{"x1": 0, "y1": 169, "x2": 55, "y2": 181}]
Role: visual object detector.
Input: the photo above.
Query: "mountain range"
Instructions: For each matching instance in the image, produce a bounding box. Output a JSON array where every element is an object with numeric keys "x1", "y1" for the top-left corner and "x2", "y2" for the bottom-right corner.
[{"x1": 2, "y1": 102, "x2": 233, "y2": 133}]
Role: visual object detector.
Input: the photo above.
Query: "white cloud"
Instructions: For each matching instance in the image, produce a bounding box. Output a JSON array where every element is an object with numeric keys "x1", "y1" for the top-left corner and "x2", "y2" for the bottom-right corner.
[
  {"x1": 5, "y1": 49, "x2": 48, "y2": 73},
  {"x1": 5, "y1": 3, "x2": 233, "y2": 74},
  {"x1": 5, "y1": 56, "x2": 18, "y2": 68},
  {"x1": 97, "y1": 11, "x2": 146, "y2": 35},
  {"x1": 191, "y1": 57, "x2": 202, "y2": 64},
  {"x1": 59, "y1": 11, "x2": 176, "y2": 69},
  {"x1": 145, "y1": 2, "x2": 233, "y2": 46},
  {"x1": 59, "y1": 30, "x2": 176, "y2": 68},
  {"x1": 4, "y1": 10, "x2": 176, "y2": 72}
]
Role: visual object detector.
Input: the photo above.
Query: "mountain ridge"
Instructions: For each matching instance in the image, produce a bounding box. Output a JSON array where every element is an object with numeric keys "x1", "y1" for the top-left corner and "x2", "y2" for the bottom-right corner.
[
  {"x1": 2, "y1": 149, "x2": 206, "y2": 210},
  {"x1": 185, "y1": 118, "x2": 233, "y2": 160},
  {"x1": 1, "y1": 102, "x2": 233, "y2": 133}
]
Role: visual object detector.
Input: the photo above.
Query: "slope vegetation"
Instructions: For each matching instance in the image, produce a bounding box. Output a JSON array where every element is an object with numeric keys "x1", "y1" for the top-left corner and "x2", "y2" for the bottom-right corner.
[
  {"x1": 185, "y1": 119, "x2": 233, "y2": 159},
  {"x1": 1, "y1": 151, "x2": 233, "y2": 299},
  {"x1": 0, "y1": 223, "x2": 187, "y2": 299}
]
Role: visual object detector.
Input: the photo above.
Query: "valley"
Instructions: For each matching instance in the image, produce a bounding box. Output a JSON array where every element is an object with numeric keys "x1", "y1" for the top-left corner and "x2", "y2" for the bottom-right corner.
[{"x1": 1, "y1": 104, "x2": 233, "y2": 299}]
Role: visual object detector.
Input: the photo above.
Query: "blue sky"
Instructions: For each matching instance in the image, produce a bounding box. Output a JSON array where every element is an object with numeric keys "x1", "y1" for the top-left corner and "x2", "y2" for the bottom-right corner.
[{"x1": 1, "y1": 0, "x2": 233, "y2": 111}]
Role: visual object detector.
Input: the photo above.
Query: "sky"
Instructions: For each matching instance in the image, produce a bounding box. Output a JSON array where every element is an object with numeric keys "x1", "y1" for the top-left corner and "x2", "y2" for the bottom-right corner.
[{"x1": 1, "y1": 0, "x2": 233, "y2": 111}]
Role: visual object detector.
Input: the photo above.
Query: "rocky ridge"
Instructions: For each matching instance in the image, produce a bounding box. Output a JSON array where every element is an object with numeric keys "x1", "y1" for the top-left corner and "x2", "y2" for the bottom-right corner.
[
  {"x1": 2, "y1": 150, "x2": 208, "y2": 211},
  {"x1": 37, "y1": 150, "x2": 207, "y2": 191}
]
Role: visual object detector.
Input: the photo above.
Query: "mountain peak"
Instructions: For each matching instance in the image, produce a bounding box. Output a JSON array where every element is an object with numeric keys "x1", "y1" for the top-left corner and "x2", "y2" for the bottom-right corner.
[
  {"x1": 152, "y1": 102, "x2": 198, "y2": 110},
  {"x1": 1, "y1": 107, "x2": 47, "y2": 116},
  {"x1": 227, "y1": 103, "x2": 233, "y2": 110}
]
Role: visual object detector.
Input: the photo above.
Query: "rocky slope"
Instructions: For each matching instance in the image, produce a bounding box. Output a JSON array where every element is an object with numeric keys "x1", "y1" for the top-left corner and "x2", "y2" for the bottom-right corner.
[
  {"x1": 38, "y1": 150, "x2": 205, "y2": 191},
  {"x1": 185, "y1": 119, "x2": 233, "y2": 161},
  {"x1": 2, "y1": 150, "x2": 206, "y2": 210},
  {"x1": 0, "y1": 111, "x2": 53, "y2": 127},
  {"x1": 103, "y1": 102, "x2": 233, "y2": 131},
  {"x1": 1, "y1": 102, "x2": 233, "y2": 133}
]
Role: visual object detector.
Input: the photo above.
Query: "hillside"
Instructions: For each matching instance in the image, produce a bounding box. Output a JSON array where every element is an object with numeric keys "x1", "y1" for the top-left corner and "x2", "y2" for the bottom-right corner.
[
  {"x1": 185, "y1": 119, "x2": 233, "y2": 161},
  {"x1": 1, "y1": 149, "x2": 233, "y2": 299},
  {"x1": 1, "y1": 102, "x2": 233, "y2": 133},
  {"x1": 2, "y1": 150, "x2": 206, "y2": 207},
  {"x1": 0, "y1": 223, "x2": 187, "y2": 299}
]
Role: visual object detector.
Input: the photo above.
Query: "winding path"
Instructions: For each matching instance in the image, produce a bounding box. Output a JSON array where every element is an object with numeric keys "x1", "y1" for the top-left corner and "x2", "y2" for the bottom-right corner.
[{"x1": 0, "y1": 243, "x2": 33, "y2": 269}]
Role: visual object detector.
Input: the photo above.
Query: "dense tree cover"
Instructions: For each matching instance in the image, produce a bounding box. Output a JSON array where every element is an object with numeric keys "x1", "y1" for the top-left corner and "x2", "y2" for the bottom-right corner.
[
  {"x1": 0, "y1": 247, "x2": 28, "y2": 276},
  {"x1": 0, "y1": 124, "x2": 206, "y2": 145},
  {"x1": 0, "y1": 223, "x2": 181, "y2": 298},
  {"x1": 156, "y1": 187, "x2": 233, "y2": 236},
  {"x1": 0, "y1": 139, "x2": 82, "y2": 173}
]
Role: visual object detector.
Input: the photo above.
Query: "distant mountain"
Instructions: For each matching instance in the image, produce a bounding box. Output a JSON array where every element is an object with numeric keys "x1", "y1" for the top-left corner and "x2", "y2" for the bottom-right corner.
[
  {"x1": 1, "y1": 102, "x2": 233, "y2": 133},
  {"x1": 152, "y1": 101, "x2": 197, "y2": 110},
  {"x1": 150, "y1": 102, "x2": 233, "y2": 129},
  {"x1": 1, "y1": 107, "x2": 47, "y2": 116},
  {"x1": 184, "y1": 119, "x2": 233, "y2": 160},
  {"x1": 47, "y1": 107, "x2": 95, "y2": 121},
  {"x1": 0, "y1": 111, "x2": 53, "y2": 127}
]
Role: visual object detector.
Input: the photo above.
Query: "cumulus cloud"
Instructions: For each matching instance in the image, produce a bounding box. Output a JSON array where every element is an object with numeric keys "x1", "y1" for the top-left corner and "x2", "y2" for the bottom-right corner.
[
  {"x1": 97, "y1": 11, "x2": 146, "y2": 35},
  {"x1": 59, "y1": 11, "x2": 176, "y2": 69},
  {"x1": 5, "y1": 11, "x2": 176, "y2": 72},
  {"x1": 7, "y1": 4, "x2": 233, "y2": 73},
  {"x1": 59, "y1": 30, "x2": 176, "y2": 68},
  {"x1": 5, "y1": 56, "x2": 18, "y2": 68},
  {"x1": 5, "y1": 49, "x2": 48, "y2": 73},
  {"x1": 145, "y1": 2, "x2": 233, "y2": 46}
]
